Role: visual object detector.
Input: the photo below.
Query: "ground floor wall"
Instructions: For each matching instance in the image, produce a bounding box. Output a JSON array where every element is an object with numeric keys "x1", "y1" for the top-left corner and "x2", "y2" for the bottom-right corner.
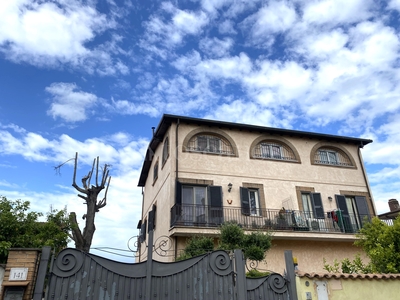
[
  {"x1": 266, "y1": 240, "x2": 367, "y2": 273},
  {"x1": 296, "y1": 274, "x2": 400, "y2": 299}
]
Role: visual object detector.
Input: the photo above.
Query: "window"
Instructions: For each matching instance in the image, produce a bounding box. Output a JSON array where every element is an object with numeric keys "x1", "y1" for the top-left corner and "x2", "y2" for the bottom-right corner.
[
  {"x1": 175, "y1": 182, "x2": 223, "y2": 226},
  {"x1": 335, "y1": 194, "x2": 370, "y2": 232},
  {"x1": 313, "y1": 146, "x2": 354, "y2": 167},
  {"x1": 253, "y1": 141, "x2": 297, "y2": 161},
  {"x1": 187, "y1": 134, "x2": 234, "y2": 155},
  {"x1": 153, "y1": 159, "x2": 159, "y2": 183},
  {"x1": 162, "y1": 137, "x2": 169, "y2": 165},
  {"x1": 301, "y1": 192, "x2": 324, "y2": 219},
  {"x1": 240, "y1": 187, "x2": 261, "y2": 216}
]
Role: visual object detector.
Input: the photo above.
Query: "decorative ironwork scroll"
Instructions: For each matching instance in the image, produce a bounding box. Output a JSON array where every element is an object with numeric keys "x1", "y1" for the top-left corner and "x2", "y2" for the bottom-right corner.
[
  {"x1": 245, "y1": 258, "x2": 259, "y2": 271},
  {"x1": 153, "y1": 235, "x2": 174, "y2": 257},
  {"x1": 52, "y1": 248, "x2": 84, "y2": 277},
  {"x1": 209, "y1": 250, "x2": 233, "y2": 276},
  {"x1": 267, "y1": 273, "x2": 288, "y2": 294}
]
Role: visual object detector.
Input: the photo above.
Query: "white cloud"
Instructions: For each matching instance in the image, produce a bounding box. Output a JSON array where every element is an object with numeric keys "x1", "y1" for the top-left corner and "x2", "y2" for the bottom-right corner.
[
  {"x1": 302, "y1": 0, "x2": 373, "y2": 26},
  {"x1": 240, "y1": 0, "x2": 297, "y2": 47},
  {"x1": 46, "y1": 83, "x2": 98, "y2": 123},
  {"x1": 218, "y1": 20, "x2": 237, "y2": 35},
  {"x1": 140, "y1": 3, "x2": 209, "y2": 57},
  {"x1": 0, "y1": 0, "x2": 127, "y2": 74},
  {"x1": 388, "y1": 0, "x2": 400, "y2": 11},
  {"x1": 0, "y1": 125, "x2": 148, "y2": 168},
  {"x1": 199, "y1": 37, "x2": 234, "y2": 57}
]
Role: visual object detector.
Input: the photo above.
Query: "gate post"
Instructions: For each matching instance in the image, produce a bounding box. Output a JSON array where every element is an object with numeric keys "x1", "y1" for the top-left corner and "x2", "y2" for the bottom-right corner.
[
  {"x1": 145, "y1": 209, "x2": 156, "y2": 299},
  {"x1": 32, "y1": 246, "x2": 51, "y2": 300},
  {"x1": 284, "y1": 250, "x2": 298, "y2": 300},
  {"x1": 234, "y1": 249, "x2": 247, "y2": 300}
]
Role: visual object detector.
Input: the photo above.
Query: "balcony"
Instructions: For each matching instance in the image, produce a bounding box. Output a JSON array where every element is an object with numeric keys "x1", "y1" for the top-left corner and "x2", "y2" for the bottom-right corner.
[{"x1": 170, "y1": 204, "x2": 372, "y2": 234}]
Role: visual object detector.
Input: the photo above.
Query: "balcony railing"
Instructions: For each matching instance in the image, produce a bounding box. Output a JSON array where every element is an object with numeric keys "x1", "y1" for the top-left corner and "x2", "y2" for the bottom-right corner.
[{"x1": 170, "y1": 204, "x2": 373, "y2": 234}]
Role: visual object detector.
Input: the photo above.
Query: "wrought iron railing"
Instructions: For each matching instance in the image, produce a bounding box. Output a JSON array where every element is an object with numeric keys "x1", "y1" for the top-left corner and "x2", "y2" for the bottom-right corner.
[{"x1": 170, "y1": 204, "x2": 373, "y2": 234}]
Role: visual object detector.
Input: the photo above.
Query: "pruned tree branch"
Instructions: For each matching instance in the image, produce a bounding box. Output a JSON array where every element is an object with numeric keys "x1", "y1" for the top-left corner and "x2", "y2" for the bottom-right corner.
[
  {"x1": 69, "y1": 152, "x2": 112, "y2": 252},
  {"x1": 54, "y1": 157, "x2": 75, "y2": 175},
  {"x1": 69, "y1": 212, "x2": 84, "y2": 249}
]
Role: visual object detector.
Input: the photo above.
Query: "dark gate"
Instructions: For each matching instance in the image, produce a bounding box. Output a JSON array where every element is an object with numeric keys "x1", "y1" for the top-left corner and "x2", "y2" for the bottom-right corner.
[
  {"x1": 34, "y1": 207, "x2": 296, "y2": 300},
  {"x1": 35, "y1": 248, "x2": 295, "y2": 300}
]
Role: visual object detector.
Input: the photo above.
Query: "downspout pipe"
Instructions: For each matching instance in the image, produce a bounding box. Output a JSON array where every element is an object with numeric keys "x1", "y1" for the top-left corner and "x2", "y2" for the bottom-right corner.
[
  {"x1": 174, "y1": 118, "x2": 180, "y2": 259},
  {"x1": 358, "y1": 145, "x2": 377, "y2": 215}
]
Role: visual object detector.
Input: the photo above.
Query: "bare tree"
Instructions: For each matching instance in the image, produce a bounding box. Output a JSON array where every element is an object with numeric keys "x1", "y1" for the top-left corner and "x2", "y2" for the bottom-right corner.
[{"x1": 65, "y1": 152, "x2": 111, "y2": 252}]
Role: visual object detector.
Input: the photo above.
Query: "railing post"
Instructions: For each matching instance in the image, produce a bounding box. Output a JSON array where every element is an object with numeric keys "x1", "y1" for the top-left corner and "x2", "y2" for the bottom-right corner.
[
  {"x1": 234, "y1": 249, "x2": 247, "y2": 300},
  {"x1": 284, "y1": 250, "x2": 298, "y2": 300}
]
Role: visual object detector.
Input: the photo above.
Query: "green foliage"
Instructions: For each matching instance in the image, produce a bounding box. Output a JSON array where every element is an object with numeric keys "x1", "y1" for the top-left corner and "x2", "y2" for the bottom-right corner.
[
  {"x1": 176, "y1": 236, "x2": 214, "y2": 261},
  {"x1": 323, "y1": 254, "x2": 372, "y2": 274},
  {"x1": 0, "y1": 196, "x2": 71, "y2": 263},
  {"x1": 323, "y1": 216, "x2": 400, "y2": 274},
  {"x1": 176, "y1": 222, "x2": 272, "y2": 263},
  {"x1": 219, "y1": 222, "x2": 272, "y2": 261},
  {"x1": 355, "y1": 216, "x2": 400, "y2": 273},
  {"x1": 246, "y1": 269, "x2": 270, "y2": 278},
  {"x1": 218, "y1": 221, "x2": 245, "y2": 250}
]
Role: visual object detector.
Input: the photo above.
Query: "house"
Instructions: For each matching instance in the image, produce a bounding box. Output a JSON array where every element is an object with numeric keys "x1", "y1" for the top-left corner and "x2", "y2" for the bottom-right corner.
[
  {"x1": 378, "y1": 199, "x2": 400, "y2": 225},
  {"x1": 136, "y1": 114, "x2": 376, "y2": 272}
]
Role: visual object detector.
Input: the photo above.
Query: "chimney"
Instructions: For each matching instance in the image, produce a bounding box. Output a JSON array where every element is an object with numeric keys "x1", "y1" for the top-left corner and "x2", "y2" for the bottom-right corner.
[{"x1": 388, "y1": 199, "x2": 399, "y2": 212}]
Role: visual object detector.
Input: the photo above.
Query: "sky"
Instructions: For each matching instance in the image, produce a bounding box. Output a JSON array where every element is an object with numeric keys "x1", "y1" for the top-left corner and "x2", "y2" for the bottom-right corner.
[{"x1": 1, "y1": 0, "x2": 400, "y2": 262}]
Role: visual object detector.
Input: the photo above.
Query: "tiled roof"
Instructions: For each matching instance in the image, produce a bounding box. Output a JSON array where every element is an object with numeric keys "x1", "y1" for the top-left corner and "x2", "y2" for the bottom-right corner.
[{"x1": 296, "y1": 271, "x2": 400, "y2": 280}]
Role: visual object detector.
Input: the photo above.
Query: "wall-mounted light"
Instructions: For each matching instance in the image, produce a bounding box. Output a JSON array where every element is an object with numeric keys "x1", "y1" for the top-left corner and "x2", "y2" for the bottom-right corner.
[
  {"x1": 328, "y1": 196, "x2": 333, "y2": 201},
  {"x1": 228, "y1": 183, "x2": 233, "y2": 193}
]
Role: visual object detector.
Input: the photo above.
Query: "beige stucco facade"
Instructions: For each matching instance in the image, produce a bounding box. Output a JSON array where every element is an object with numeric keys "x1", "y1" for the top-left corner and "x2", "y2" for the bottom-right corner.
[{"x1": 137, "y1": 115, "x2": 375, "y2": 273}]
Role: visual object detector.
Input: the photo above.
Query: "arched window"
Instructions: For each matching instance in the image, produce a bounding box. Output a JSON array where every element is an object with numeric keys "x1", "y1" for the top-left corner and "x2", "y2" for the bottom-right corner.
[
  {"x1": 162, "y1": 137, "x2": 169, "y2": 165},
  {"x1": 187, "y1": 134, "x2": 235, "y2": 155},
  {"x1": 314, "y1": 147, "x2": 353, "y2": 167},
  {"x1": 253, "y1": 140, "x2": 298, "y2": 162}
]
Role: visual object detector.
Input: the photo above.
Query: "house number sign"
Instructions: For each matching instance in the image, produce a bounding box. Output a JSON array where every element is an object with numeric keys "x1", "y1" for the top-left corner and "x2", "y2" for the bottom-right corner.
[{"x1": 9, "y1": 268, "x2": 28, "y2": 281}]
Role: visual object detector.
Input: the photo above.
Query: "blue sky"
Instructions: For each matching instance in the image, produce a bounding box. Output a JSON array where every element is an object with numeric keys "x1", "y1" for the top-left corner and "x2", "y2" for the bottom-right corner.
[{"x1": 1, "y1": 0, "x2": 400, "y2": 261}]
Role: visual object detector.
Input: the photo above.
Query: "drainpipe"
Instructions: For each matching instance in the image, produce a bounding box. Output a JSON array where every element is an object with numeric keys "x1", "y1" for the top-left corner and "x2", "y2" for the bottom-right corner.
[
  {"x1": 174, "y1": 118, "x2": 180, "y2": 259},
  {"x1": 175, "y1": 118, "x2": 180, "y2": 183},
  {"x1": 138, "y1": 186, "x2": 144, "y2": 262},
  {"x1": 358, "y1": 146, "x2": 377, "y2": 215}
]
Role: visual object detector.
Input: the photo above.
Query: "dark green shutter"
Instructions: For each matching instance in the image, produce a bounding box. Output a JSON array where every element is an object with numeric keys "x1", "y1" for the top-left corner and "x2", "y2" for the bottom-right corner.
[
  {"x1": 335, "y1": 194, "x2": 352, "y2": 233},
  {"x1": 355, "y1": 196, "x2": 370, "y2": 226},
  {"x1": 311, "y1": 193, "x2": 324, "y2": 219},
  {"x1": 140, "y1": 219, "x2": 147, "y2": 242},
  {"x1": 208, "y1": 186, "x2": 223, "y2": 225},
  {"x1": 240, "y1": 187, "x2": 250, "y2": 215},
  {"x1": 172, "y1": 181, "x2": 182, "y2": 226},
  {"x1": 176, "y1": 181, "x2": 182, "y2": 205}
]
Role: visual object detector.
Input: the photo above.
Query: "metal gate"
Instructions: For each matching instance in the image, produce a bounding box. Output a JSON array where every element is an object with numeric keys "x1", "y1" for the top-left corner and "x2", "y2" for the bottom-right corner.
[{"x1": 34, "y1": 247, "x2": 296, "y2": 300}]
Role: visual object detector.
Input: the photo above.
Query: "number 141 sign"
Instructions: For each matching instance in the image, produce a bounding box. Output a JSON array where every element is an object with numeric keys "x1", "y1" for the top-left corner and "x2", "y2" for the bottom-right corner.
[{"x1": 10, "y1": 268, "x2": 28, "y2": 281}]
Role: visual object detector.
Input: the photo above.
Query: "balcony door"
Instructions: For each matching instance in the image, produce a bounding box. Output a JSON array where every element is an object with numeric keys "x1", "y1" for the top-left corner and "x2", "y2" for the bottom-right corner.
[
  {"x1": 182, "y1": 185, "x2": 208, "y2": 225},
  {"x1": 175, "y1": 183, "x2": 223, "y2": 226}
]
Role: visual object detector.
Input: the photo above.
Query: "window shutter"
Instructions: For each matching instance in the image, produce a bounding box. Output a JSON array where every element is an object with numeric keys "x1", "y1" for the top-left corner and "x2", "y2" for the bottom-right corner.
[
  {"x1": 355, "y1": 196, "x2": 370, "y2": 226},
  {"x1": 173, "y1": 181, "x2": 182, "y2": 222},
  {"x1": 140, "y1": 219, "x2": 147, "y2": 242},
  {"x1": 335, "y1": 194, "x2": 352, "y2": 233},
  {"x1": 311, "y1": 193, "x2": 324, "y2": 219},
  {"x1": 176, "y1": 181, "x2": 182, "y2": 205},
  {"x1": 240, "y1": 187, "x2": 250, "y2": 215},
  {"x1": 209, "y1": 186, "x2": 222, "y2": 207},
  {"x1": 335, "y1": 195, "x2": 349, "y2": 215},
  {"x1": 148, "y1": 209, "x2": 156, "y2": 231},
  {"x1": 208, "y1": 186, "x2": 223, "y2": 225}
]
